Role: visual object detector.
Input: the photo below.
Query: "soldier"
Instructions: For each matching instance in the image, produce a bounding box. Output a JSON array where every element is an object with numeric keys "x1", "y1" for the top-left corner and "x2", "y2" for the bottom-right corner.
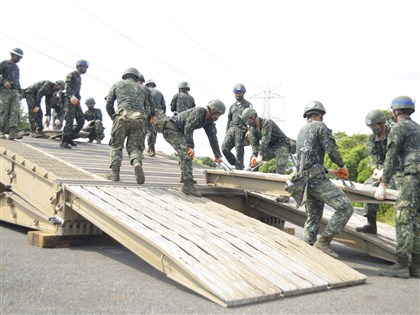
[
  {"x1": 222, "y1": 83, "x2": 252, "y2": 170},
  {"x1": 162, "y1": 99, "x2": 225, "y2": 197},
  {"x1": 170, "y1": 81, "x2": 195, "y2": 114},
  {"x1": 374, "y1": 96, "x2": 420, "y2": 278},
  {"x1": 50, "y1": 89, "x2": 66, "y2": 129},
  {"x1": 294, "y1": 101, "x2": 353, "y2": 258},
  {"x1": 145, "y1": 79, "x2": 166, "y2": 157},
  {"x1": 105, "y1": 67, "x2": 149, "y2": 184},
  {"x1": 0, "y1": 48, "x2": 24, "y2": 140},
  {"x1": 81, "y1": 97, "x2": 104, "y2": 144},
  {"x1": 23, "y1": 80, "x2": 65, "y2": 137},
  {"x1": 356, "y1": 110, "x2": 400, "y2": 234},
  {"x1": 241, "y1": 107, "x2": 295, "y2": 202},
  {"x1": 60, "y1": 59, "x2": 89, "y2": 149}
]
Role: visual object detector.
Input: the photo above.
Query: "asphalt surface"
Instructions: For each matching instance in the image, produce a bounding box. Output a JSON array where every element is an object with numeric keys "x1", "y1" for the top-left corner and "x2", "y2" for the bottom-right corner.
[{"x1": 1, "y1": 221, "x2": 419, "y2": 315}]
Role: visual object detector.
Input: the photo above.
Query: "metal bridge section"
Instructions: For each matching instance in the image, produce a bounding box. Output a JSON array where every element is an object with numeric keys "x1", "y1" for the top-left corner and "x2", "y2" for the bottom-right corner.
[
  {"x1": 1, "y1": 139, "x2": 367, "y2": 307},
  {"x1": 204, "y1": 169, "x2": 397, "y2": 262}
]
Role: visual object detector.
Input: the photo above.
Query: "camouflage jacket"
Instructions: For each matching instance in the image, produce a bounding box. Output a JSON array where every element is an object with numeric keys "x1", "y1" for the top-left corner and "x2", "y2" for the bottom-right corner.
[
  {"x1": 169, "y1": 106, "x2": 222, "y2": 158},
  {"x1": 249, "y1": 118, "x2": 289, "y2": 157},
  {"x1": 148, "y1": 87, "x2": 166, "y2": 112},
  {"x1": 65, "y1": 70, "x2": 82, "y2": 99},
  {"x1": 0, "y1": 59, "x2": 21, "y2": 92},
  {"x1": 106, "y1": 78, "x2": 149, "y2": 118},
  {"x1": 297, "y1": 119, "x2": 345, "y2": 171},
  {"x1": 84, "y1": 108, "x2": 103, "y2": 122},
  {"x1": 226, "y1": 99, "x2": 252, "y2": 132},
  {"x1": 25, "y1": 80, "x2": 56, "y2": 111},
  {"x1": 382, "y1": 117, "x2": 420, "y2": 184},
  {"x1": 365, "y1": 124, "x2": 393, "y2": 170},
  {"x1": 170, "y1": 92, "x2": 195, "y2": 113}
]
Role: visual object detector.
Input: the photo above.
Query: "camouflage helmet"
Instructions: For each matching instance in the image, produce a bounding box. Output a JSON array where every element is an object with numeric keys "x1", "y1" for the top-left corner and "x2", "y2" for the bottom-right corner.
[
  {"x1": 55, "y1": 80, "x2": 65, "y2": 88},
  {"x1": 178, "y1": 81, "x2": 190, "y2": 90},
  {"x1": 76, "y1": 59, "x2": 89, "y2": 68},
  {"x1": 207, "y1": 99, "x2": 226, "y2": 114},
  {"x1": 241, "y1": 107, "x2": 257, "y2": 123},
  {"x1": 233, "y1": 83, "x2": 246, "y2": 93},
  {"x1": 85, "y1": 97, "x2": 96, "y2": 105},
  {"x1": 391, "y1": 96, "x2": 415, "y2": 112},
  {"x1": 145, "y1": 79, "x2": 156, "y2": 87},
  {"x1": 303, "y1": 101, "x2": 326, "y2": 118},
  {"x1": 10, "y1": 47, "x2": 24, "y2": 58},
  {"x1": 138, "y1": 73, "x2": 145, "y2": 83},
  {"x1": 365, "y1": 110, "x2": 386, "y2": 126},
  {"x1": 122, "y1": 67, "x2": 140, "y2": 79}
]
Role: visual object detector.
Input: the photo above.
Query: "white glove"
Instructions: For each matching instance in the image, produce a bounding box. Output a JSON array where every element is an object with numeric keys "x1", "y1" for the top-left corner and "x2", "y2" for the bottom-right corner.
[
  {"x1": 256, "y1": 155, "x2": 263, "y2": 164},
  {"x1": 374, "y1": 183, "x2": 387, "y2": 200},
  {"x1": 372, "y1": 168, "x2": 384, "y2": 181}
]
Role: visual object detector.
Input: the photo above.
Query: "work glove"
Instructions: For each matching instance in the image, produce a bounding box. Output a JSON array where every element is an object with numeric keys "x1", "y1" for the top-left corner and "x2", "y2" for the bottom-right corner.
[
  {"x1": 149, "y1": 116, "x2": 155, "y2": 125},
  {"x1": 32, "y1": 106, "x2": 40, "y2": 113},
  {"x1": 251, "y1": 156, "x2": 257, "y2": 167},
  {"x1": 214, "y1": 157, "x2": 222, "y2": 164},
  {"x1": 70, "y1": 95, "x2": 79, "y2": 106},
  {"x1": 54, "y1": 119, "x2": 61, "y2": 128},
  {"x1": 187, "y1": 148, "x2": 195, "y2": 159},
  {"x1": 374, "y1": 182, "x2": 387, "y2": 200},
  {"x1": 44, "y1": 117, "x2": 49, "y2": 126},
  {"x1": 330, "y1": 165, "x2": 349, "y2": 179},
  {"x1": 371, "y1": 168, "x2": 383, "y2": 181}
]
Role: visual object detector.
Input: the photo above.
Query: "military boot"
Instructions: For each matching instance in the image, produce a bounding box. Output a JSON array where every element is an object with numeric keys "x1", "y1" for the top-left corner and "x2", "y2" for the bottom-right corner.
[
  {"x1": 379, "y1": 255, "x2": 410, "y2": 278},
  {"x1": 105, "y1": 166, "x2": 120, "y2": 182},
  {"x1": 59, "y1": 136, "x2": 71, "y2": 149},
  {"x1": 68, "y1": 137, "x2": 77, "y2": 146},
  {"x1": 182, "y1": 180, "x2": 202, "y2": 197},
  {"x1": 147, "y1": 145, "x2": 156, "y2": 157},
  {"x1": 133, "y1": 159, "x2": 145, "y2": 185},
  {"x1": 356, "y1": 214, "x2": 377, "y2": 234},
  {"x1": 8, "y1": 128, "x2": 22, "y2": 140},
  {"x1": 409, "y1": 254, "x2": 420, "y2": 278},
  {"x1": 314, "y1": 234, "x2": 339, "y2": 259}
]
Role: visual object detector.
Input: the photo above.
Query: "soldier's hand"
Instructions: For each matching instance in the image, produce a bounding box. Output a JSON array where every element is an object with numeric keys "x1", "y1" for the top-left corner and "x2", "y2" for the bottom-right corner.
[
  {"x1": 330, "y1": 165, "x2": 349, "y2": 179},
  {"x1": 149, "y1": 116, "x2": 155, "y2": 125},
  {"x1": 187, "y1": 148, "x2": 195, "y2": 159},
  {"x1": 32, "y1": 106, "x2": 40, "y2": 113},
  {"x1": 374, "y1": 182, "x2": 387, "y2": 200},
  {"x1": 70, "y1": 95, "x2": 79, "y2": 106},
  {"x1": 54, "y1": 119, "x2": 61, "y2": 128},
  {"x1": 44, "y1": 117, "x2": 49, "y2": 126},
  {"x1": 251, "y1": 156, "x2": 257, "y2": 167},
  {"x1": 214, "y1": 157, "x2": 222, "y2": 164},
  {"x1": 372, "y1": 168, "x2": 383, "y2": 181},
  {"x1": 256, "y1": 155, "x2": 263, "y2": 164}
]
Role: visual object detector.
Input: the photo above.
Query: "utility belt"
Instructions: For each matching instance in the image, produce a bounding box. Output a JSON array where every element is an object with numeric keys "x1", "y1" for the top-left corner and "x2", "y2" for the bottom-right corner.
[
  {"x1": 300, "y1": 164, "x2": 326, "y2": 180},
  {"x1": 403, "y1": 163, "x2": 420, "y2": 176},
  {"x1": 116, "y1": 107, "x2": 145, "y2": 120}
]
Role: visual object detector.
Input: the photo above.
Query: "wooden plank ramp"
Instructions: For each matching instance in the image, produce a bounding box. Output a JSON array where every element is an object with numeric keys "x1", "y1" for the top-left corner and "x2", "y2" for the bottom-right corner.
[{"x1": 64, "y1": 184, "x2": 366, "y2": 307}]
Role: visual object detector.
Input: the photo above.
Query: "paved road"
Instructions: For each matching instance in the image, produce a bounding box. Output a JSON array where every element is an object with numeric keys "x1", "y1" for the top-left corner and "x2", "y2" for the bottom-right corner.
[{"x1": 1, "y1": 221, "x2": 419, "y2": 315}]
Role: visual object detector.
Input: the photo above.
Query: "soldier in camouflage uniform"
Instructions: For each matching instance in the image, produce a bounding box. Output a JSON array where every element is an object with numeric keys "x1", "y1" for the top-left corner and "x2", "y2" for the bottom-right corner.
[
  {"x1": 0, "y1": 48, "x2": 24, "y2": 140},
  {"x1": 222, "y1": 83, "x2": 252, "y2": 170},
  {"x1": 60, "y1": 59, "x2": 89, "y2": 149},
  {"x1": 163, "y1": 100, "x2": 225, "y2": 197},
  {"x1": 241, "y1": 107, "x2": 295, "y2": 202},
  {"x1": 81, "y1": 97, "x2": 104, "y2": 144},
  {"x1": 356, "y1": 110, "x2": 401, "y2": 234},
  {"x1": 23, "y1": 80, "x2": 65, "y2": 137},
  {"x1": 296, "y1": 101, "x2": 354, "y2": 258},
  {"x1": 145, "y1": 79, "x2": 166, "y2": 157},
  {"x1": 374, "y1": 96, "x2": 420, "y2": 278},
  {"x1": 105, "y1": 67, "x2": 150, "y2": 185},
  {"x1": 170, "y1": 81, "x2": 195, "y2": 114}
]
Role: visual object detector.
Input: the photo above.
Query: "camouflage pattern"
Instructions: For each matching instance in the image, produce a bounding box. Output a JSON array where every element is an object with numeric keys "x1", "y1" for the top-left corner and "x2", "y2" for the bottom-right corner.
[
  {"x1": 106, "y1": 78, "x2": 149, "y2": 168},
  {"x1": 62, "y1": 71, "x2": 84, "y2": 141},
  {"x1": 146, "y1": 86, "x2": 166, "y2": 146},
  {"x1": 222, "y1": 99, "x2": 252, "y2": 169},
  {"x1": 163, "y1": 107, "x2": 222, "y2": 181},
  {"x1": 170, "y1": 91, "x2": 195, "y2": 114},
  {"x1": 381, "y1": 117, "x2": 420, "y2": 257},
  {"x1": 248, "y1": 117, "x2": 291, "y2": 174},
  {"x1": 0, "y1": 59, "x2": 21, "y2": 134},
  {"x1": 297, "y1": 119, "x2": 354, "y2": 244},
  {"x1": 83, "y1": 108, "x2": 105, "y2": 141},
  {"x1": 51, "y1": 91, "x2": 65, "y2": 129},
  {"x1": 24, "y1": 80, "x2": 57, "y2": 132}
]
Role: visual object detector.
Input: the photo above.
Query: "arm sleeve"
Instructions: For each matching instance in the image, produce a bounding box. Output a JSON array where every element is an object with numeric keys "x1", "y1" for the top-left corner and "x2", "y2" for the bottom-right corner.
[
  {"x1": 319, "y1": 124, "x2": 345, "y2": 167},
  {"x1": 381, "y1": 127, "x2": 401, "y2": 184},
  {"x1": 205, "y1": 123, "x2": 222, "y2": 158}
]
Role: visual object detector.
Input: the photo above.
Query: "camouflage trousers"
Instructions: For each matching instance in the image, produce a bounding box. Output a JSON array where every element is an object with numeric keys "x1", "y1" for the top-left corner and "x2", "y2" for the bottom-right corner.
[
  {"x1": 0, "y1": 88, "x2": 20, "y2": 133},
  {"x1": 85, "y1": 120, "x2": 105, "y2": 141},
  {"x1": 145, "y1": 120, "x2": 157, "y2": 148},
  {"x1": 222, "y1": 126, "x2": 247, "y2": 170},
  {"x1": 303, "y1": 174, "x2": 354, "y2": 244},
  {"x1": 109, "y1": 111, "x2": 146, "y2": 169},
  {"x1": 25, "y1": 93, "x2": 44, "y2": 132},
  {"x1": 162, "y1": 126, "x2": 194, "y2": 182},
  {"x1": 62, "y1": 99, "x2": 84, "y2": 140},
  {"x1": 264, "y1": 144, "x2": 291, "y2": 175},
  {"x1": 395, "y1": 172, "x2": 420, "y2": 257}
]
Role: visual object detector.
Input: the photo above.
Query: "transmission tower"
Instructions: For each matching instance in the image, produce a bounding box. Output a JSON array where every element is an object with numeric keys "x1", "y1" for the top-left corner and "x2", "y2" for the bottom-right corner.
[{"x1": 250, "y1": 84, "x2": 285, "y2": 119}]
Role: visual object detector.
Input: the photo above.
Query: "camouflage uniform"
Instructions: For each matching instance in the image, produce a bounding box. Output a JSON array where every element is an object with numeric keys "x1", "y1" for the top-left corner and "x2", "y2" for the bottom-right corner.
[
  {"x1": 51, "y1": 91, "x2": 66, "y2": 129},
  {"x1": 146, "y1": 86, "x2": 166, "y2": 148},
  {"x1": 249, "y1": 117, "x2": 292, "y2": 174},
  {"x1": 24, "y1": 80, "x2": 57, "y2": 134},
  {"x1": 62, "y1": 70, "x2": 85, "y2": 143},
  {"x1": 83, "y1": 108, "x2": 105, "y2": 142},
  {"x1": 163, "y1": 107, "x2": 222, "y2": 182},
  {"x1": 106, "y1": 77, "x2": 149, "y2": 170},
  {"x1": 222, "y1": 99, "x2": 252, "y2": 170},
  {"x1": 297, "y1": 119, "x2": 354, "y2": 244},
  {"x1": 170, "y1": 91, "x2": 195, "y2": 114},
  {"x1": 0, "y1": 59, "x2": 21, "y2": 136},
  {"x1": 381, "y1": 117, "x2": 420, "y2": 259}
]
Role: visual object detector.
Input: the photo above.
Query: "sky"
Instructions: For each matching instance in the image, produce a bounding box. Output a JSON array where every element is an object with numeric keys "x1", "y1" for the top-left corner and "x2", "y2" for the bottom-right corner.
[{"x1": 1, "y1": 0, "x2": 419, "y2": 160}]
